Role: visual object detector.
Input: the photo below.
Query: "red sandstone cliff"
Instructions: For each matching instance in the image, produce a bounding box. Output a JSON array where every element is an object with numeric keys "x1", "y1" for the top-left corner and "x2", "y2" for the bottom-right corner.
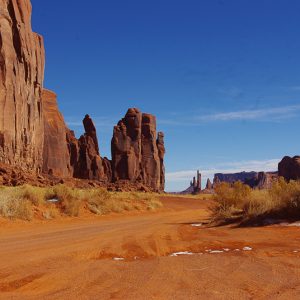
[
  {"x1": 0, "y1": 1, "x2": 166, "y2": 191},
  {"x1": 42, "y1": 89, "x2": 71, "y2": 177},
  {"x1": 0, "y1": 0, "x2": 45, "y2": 171}
]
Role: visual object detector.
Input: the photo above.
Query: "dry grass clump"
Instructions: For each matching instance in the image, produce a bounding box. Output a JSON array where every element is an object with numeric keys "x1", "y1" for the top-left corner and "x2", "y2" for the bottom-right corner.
[
  {"x1": 46, "y1": 184, "x2": 82, "y2": 217},
  {"x1": 20, "y1": 185, "x2": 46, "y2": 206},
  {"x1": 0, "y1": 184, "x2": 163, "y2": 220},
  {"x1": 210, "y1": 178, "x2": 300, "y2": 225},
  {"x1": 0, "y1": 187, "x2": 33, "y2": 220},
  {"x1": 83, "y1": 190, "x2": 163, "y2": 215}
]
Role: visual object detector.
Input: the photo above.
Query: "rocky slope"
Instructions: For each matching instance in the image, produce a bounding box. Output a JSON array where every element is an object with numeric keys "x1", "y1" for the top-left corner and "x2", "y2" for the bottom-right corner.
[{"x1": 0, "y1": 0, "x2": 166, "y2": 191}]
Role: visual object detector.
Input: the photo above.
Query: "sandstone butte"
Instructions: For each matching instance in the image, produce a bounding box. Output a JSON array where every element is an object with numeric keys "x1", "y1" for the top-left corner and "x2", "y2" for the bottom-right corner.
[{"x1": 0, "y1": 0, "x2": 165, "y2": 192}]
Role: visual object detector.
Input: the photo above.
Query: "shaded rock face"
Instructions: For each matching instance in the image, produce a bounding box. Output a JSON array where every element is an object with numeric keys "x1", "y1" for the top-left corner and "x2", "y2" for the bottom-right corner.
[
  {"x1": 0, "y1": 0, "x2": 45, "y2": 171},
  {"x1": 112, "y1": 108, "x2": 165, "y2": 191},
  {"x1": 206, "y1": 178, "x2": 213, "y2": 190},
  {"x1": 256, "y1": 172, "x2": 277, "y2": 189},
  {"x1": 214, "y1": 171, "x2": 278, "y2": 189},
  {"x1": 278, "y1": 156, "x2": 300, "y2": 181},
  {"x1": 214, "y1": 172, "x2": 258, "y2": 185},
  {"x1": 42, "y1": 89, "x2": 71, "y2": 177},
  {"x1": 157, "y1": 132, "x2": 165, "y2": 191}
]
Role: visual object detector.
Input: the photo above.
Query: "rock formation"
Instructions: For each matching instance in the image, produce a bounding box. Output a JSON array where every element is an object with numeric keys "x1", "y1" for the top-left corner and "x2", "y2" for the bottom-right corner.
[
  {"x1": 112, "y1": 108, "x2": 165, "y2": 191},
  {"x1": 157, "y1": 132, "x2": 165, "y2": 191},
  {"x1": 181, "y1": 170, "x2": 203, "y2": 194},
  {"x1": 0, "y1": 0, "x2": 166, "y2": 191},
  {"x1": 256, "y1": 172, "x2": 277, "y2": 189},
  {"x1": 42, "y1": 89, "x2": 71, "y2": 177},
  {"x1": 0, "y1": 0, "x2": 45, "y2": 172},
  {"x1": 213, "y1": 171, "x2": 278, "y2": 189},
  {"x1": 206, "y1": 178, "x2": 213, "y2": 190},
  {"x1": 213, "y1": 172, "x2": 258, "y2": 186},
  {"x1": 70, "y1": 115, "x2": 112, "y2": 182},
  {"x1": 278, "y1": 156, "x2": 300, "y2": 181}
]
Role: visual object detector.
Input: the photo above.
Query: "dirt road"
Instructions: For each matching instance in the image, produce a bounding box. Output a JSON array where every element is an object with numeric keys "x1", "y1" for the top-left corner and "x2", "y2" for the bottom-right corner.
[{"x1": 0, "y1": 196, "x2": 300, "y2": 299}]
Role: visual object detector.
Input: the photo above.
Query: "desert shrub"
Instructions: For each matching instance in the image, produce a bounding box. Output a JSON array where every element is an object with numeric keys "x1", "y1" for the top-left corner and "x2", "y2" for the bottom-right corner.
[
  {"x1": 0, "y1": 188, "x2": 33, "y2": 220},
  {"x1": 48, "y1": 184, "x2": 82, "y2": 217},
  {"x1": 20, "y1": 185, "x2": 46, "y2": 206},
  {"x1": 268, "y1": 178, "x2": 300, "y2": 216},
  {"x1": 210, "y1": 182, "x2": 251, "y2": 221},
  {"x1": 210, "y1": 178, "x2": 300, "y2": 224}
]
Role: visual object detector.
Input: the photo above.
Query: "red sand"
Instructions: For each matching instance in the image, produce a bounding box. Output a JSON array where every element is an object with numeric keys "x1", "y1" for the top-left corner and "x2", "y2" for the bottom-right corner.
[{"x1": 0, "y1": 196, "x2": 300, "y2": 299}]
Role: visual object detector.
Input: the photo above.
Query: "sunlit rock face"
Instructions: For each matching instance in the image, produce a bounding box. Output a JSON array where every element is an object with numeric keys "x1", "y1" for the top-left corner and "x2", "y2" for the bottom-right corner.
[
  {"x1": 0, "y1": 0, "x2": 45, "y2": 172},
  {"x1": 112, "y1": 108, "x2": 165, "y2": 191},
  {"x1": 42, "y1": 89, "x2": 71, "y2": 178}
]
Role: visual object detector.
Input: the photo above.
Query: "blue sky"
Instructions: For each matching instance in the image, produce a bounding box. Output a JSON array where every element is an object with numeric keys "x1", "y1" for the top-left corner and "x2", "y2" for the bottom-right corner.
[{"x1": 31, "y1": 0, "x2": 300, "y2": 191}]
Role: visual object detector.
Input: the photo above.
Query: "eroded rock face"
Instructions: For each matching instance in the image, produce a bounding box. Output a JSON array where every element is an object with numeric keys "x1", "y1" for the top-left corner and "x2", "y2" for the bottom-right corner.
[
  {"x1": 111, "y1": 108, "x2": 142, "y2": 182},
  {"x1": 278, "y1": 156, "x2": 300, "y2": 181},
  {"x1": 0, "y1": 0, "x2": 45, "y2": 171},
  {"x1": 68, "y1": 115, "x2": 112, "y2": 182},
  {"x1": 112, "y1": 108, "x2": 165, "y2": 191},
  {"x1": 42, "y1": 89, "x2": 71, "y2": 177},
  {"x1": 0, "y1": 0, "x2": 166, "y2": 191}
]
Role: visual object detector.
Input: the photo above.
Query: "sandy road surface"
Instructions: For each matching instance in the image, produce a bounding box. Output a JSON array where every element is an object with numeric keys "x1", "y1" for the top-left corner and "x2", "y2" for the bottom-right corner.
[{"x1": 0, "y1": 196, "x2": 300, "y2": 299}]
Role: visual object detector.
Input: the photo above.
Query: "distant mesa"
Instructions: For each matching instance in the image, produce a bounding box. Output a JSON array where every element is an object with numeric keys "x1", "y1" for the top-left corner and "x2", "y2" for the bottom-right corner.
[
  {"x1": 213, "y1": 171, "x2": 278, "y2": 189},
  {"x1": 180, "y1": 170, "x2": 278, "y2": 194},
  {"x1": 0, "y1": 0, "x2": 165, "y2": 192}
]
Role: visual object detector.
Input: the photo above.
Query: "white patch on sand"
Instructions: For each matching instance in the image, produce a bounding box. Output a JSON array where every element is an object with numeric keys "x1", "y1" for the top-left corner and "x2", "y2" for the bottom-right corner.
[
  {"x1": 223, "y1": 248, "x2": 230, "y2": 252},
  {"x1": 170, "y1": 251, "x2": 193, "y2": 257},
  {"x1": 113, "y1": 257, "x2": 125, "y2": 261},
  {"x1": 191, "y1": 223, "x2": 202, "y2": 227},
  {"x1": 209, "y1": 250, "x2": 224, "y2": 254},
  {"x1": 286, "y1": 222, "x2": 300, "y2": 227},
  {"x1": 293, "y1": 250, "x2": 299, "y2": 253},
  {"x1": 243, "y1": 247, "x2": 252, "y2": 251},
  {"x1": 47, "y1": 198, "x2": 59, "y2": 203},
  {"x1": 234, "y1": 249, "x2": 240, "y2": 251}
]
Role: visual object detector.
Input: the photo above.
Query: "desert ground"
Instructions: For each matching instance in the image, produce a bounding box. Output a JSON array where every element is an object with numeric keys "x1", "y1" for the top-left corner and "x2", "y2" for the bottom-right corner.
[{"x1": 0, "y1": 195, "x2": 300, "y2": 300}]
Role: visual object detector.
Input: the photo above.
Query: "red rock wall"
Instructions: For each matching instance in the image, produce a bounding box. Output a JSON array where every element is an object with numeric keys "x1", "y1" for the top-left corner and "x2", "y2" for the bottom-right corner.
[
  {"x1": 0, "y1": 0, "x2": 165, "y2": 191},
  {"x1": 42, "y1": 89, "x2": 71, "y2": 177},
  {"x1": 0, "y1": 0, "x2": 45, "y2": 172}
]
